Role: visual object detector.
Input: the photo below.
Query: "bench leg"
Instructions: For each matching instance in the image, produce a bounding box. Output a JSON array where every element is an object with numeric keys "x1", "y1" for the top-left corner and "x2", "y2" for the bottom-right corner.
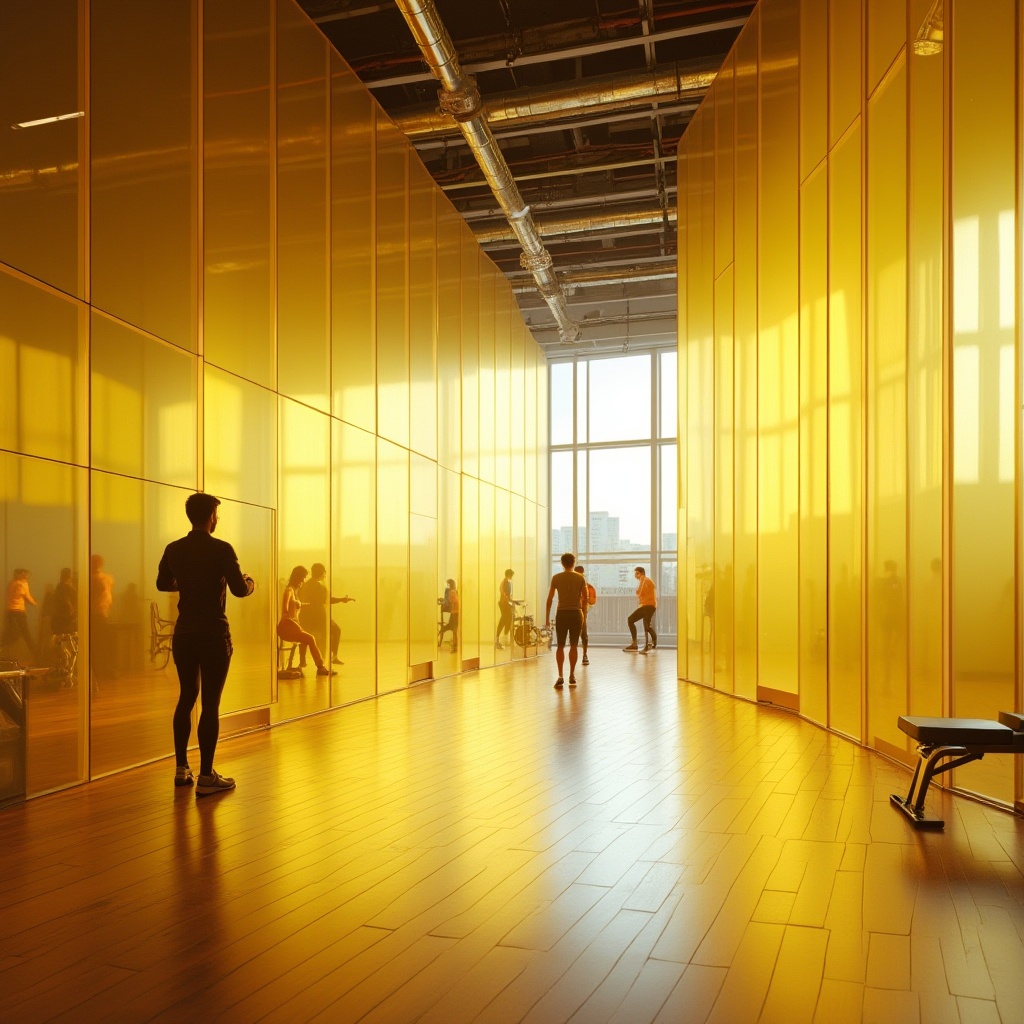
[{"x1": 890, "y1": 744, "x2": 983, "y2": 829}]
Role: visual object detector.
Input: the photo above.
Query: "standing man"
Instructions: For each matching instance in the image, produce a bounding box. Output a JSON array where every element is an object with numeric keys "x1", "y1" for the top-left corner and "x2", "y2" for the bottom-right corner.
[
  {"x1": 157, "y1": 492, "x2": 255, "y2": 796},
  {"x1": 545, "y1": 553, "x2": 586, "y2": 688},
  {"x1": 495, "y1": 568, "x2": 515, "y2": 649},
  {"x1": 624, "y1": 565, "x2": 657, "y2": 653},
  {"x1": 574, "y1": 565, "x2": 593, "y2": 666},
  {"x1": 298, "y1": 562, "x2": 352, "y2": 669}
]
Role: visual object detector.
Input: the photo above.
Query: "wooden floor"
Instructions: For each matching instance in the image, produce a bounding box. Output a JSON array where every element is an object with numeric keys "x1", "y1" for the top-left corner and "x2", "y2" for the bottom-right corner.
[{"x1": 3, "y1": 650, "x2": 1024, "y2": 1024}]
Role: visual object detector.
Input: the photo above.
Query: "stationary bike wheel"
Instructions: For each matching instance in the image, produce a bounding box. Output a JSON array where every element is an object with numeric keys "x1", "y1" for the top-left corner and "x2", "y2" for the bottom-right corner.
[{"x1": 514, "y1": 624, "x2": 530, "y2": 647}]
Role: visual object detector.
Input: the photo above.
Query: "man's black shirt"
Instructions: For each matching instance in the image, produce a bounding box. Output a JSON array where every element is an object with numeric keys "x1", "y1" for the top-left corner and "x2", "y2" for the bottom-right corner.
[{"x1": 156, "y1": 530, "x2": 252, "y2": 636}]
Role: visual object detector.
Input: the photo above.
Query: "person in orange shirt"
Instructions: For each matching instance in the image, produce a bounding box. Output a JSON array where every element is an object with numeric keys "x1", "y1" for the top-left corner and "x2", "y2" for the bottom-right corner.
[
  {"x1": 624, "y1": 565, "x2": 657, "y2": 653},
  {"x1": 4, "y1": 568, "x2": 38, "y2": 661}
]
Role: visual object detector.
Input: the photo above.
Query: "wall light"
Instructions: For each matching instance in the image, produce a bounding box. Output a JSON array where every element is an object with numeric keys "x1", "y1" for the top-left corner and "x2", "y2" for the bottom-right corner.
[
  {"x1": 912, "y1": 0, "x2": 943, "y2": 56},
  {"x1": 11, "y1": 111, "x2": 85, "y2": 130}
]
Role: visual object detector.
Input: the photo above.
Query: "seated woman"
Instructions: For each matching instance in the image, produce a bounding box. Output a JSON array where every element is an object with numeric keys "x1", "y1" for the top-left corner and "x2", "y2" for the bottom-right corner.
[{"x1": 277, "y1": 566, "x2": 333, "y2": 676}]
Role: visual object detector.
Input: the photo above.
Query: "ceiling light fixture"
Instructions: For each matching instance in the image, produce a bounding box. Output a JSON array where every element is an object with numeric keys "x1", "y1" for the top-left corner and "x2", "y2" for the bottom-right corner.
[
  {"x1": 11, "y1": 111, "x2": 85, "y2": 130},
  {"x1": 912, "y1": 0, "x2": 943, "y2": 56}
]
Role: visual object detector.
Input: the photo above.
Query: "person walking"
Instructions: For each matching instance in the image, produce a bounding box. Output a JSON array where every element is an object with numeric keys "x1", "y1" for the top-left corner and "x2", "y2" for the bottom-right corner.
[
  {"x1": 545, "y1": 553, "x2": 586, "y2": 688},
  {"x1": 4, "y1": 568, "x2": 38, "y2": 661},
  {"x1": 495, "y1": 568, "x2": 514, "y2": 649},
  {"x1": 156, "y1": 492, "x2": 255, "y2": 795},
  {"x1": 624, "y1": 565, "x2": 657, "y2": 653},
  {"x1": 438, "y1": 578, "x2": 460, "y2": 652},
  {"x1": 574, "y1": 565, "x2": 596, "y2": 666}
]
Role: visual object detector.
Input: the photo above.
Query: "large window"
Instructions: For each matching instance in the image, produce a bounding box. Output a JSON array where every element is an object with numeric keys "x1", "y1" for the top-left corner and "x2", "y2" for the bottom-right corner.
[{"x1": 549, "y1": 349, "x2": 677, "y2": 644}]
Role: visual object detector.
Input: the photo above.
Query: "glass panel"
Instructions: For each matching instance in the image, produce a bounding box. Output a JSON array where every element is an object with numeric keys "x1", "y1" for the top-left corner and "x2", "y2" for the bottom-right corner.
[
  {"x1": 331, "y1": 57, "x2": 375, "y2": 432},
  {"x1": 829, "y1": 122, "x2": 864, "y2": 740},
  {"x1": 494, "y1": 285, "x2": 511, "y2": 491},
  {"x1": 510, "y1": 324, "x2": 525, "y2": 497},
  {"x1": 950, "y1": 0, "x2": 1016, "y2": 802},
  {"x1": 659, "y1": 351, "x2": 677, "y2": 439},
  {"x1": 658, "y1": 561, "x2": 678, "y2": 646},
  {"x1": 589, "y1": 447, "x2": 651, "y2": 551},
  {"x1": 867, "y1": 0, "x2": 906, "y2": 95},
  {"x1": 478, "y1": 267, "x2": 496, "y2": 485},
  {"x1": 758, "y1": 0, "x2": 799, "y2": 698},
  {"x1": 274, "y1": 397, "x2": 330, "y2": 722},
  {"x1": 714, "y1": 54, "x2": 734, "y2": 277},
  {"x1": 800, "y1": 0, "x2": 828, "y2": 181},
  {"x1": 660, "y1": 446, "x2": 677, "y2": 553},
  {"x1": 436, "y1": 208, "x2": 462, "y2": 472},
  {"x1": 733, "y1": 12, "x2": 758, "y2": 701},
  {"x1": 576, "y1": 451, "x2": 587, "y2": 553},
  {"x1": 588, "y1": 356, "x2": 651, "y2": 443},
  {"x1": 477, "y1": 481, "x2": 496, "y2": 668},
  {"x1": 436, "y1": 466, "x2": 461, "y2": 674},
  {"x1": 91, "y1": 313, "x2": 197, "y2": 488},
  {"x1": 906, "y1": 4, "x2": 943, "y2": 720},
  {"x1": 0, "y1": 452, "x2": 87, "y2": 797},
  {"x1": 829, "y1": 0, "x2": 863, "y2": 148},
  {"x1": 524, "y1": 341, "x2": 537, "y2": 502},
  {"x1": 409, "y1": 453, "x2": 437, "y2": 669},
  {"x1": 376, "y1": 120, "x2": 409, "y2": 449},
  {"x1": 461, "y1": 229, "x2": 480, "y2": 479},
  {"x1": 203, "y1": 364, "x2": 277, "y2": 508},
  {"x1": 494, "y1": 489, "x2": 511, "y2": 663},
  {"x1": 409, "y1": 161, "x2": 437, "y2": 461},
  {"x1": 461, "y1": 476, "x2": 480, "y2": 663},
  {"x1": 203, "y1": 0, "x2": 273, "y2": 387},
  {"x1": 537, "y1": 355, "x2": 549, "y2": 508},
  {"x1": 866, "y1": 57, "x2": 908, "y2": 752},
  {"x1": 550, "y1": 451, "x2": 573, "y2": 555},
  {"x1": 332, "y1": 420, "x2": 375, "y2": 704},
  {"x1": 376, "y1": 437, "x2": 408, "y2": 691},
  {"x1": 714, "y1": 268, "x2": 734, "y2": 693},
  {"x1": 0, "y1": 268, "x2": 87, "y2": 465},
  {"x1": 277, "y1": 0, "x2": 328, "y2": 410},
  {"x1": 576, "y1": 359, "x2": 587, "y2": 444},
  {"x1": 799, "y1": 164, "x2": 829, "y2": 727},
  {"x1": 0, "y1": 0, "x2": 82, "y2": 296},
  {"x1": 550, "y1": 361, "x2": 573, "y2": 446},
  {"x1": 92, "y1": 0, "x2": 196, "y2": 350}
]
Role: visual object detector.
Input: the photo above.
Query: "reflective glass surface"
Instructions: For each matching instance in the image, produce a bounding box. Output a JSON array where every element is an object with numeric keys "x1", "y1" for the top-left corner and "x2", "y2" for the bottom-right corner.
[
  {"x1": 409, "y1": 453, "x2": 437, "y2": 669},
  {"x1": 376, "y1": 437, "x2": 409, "y2": 691},
  {"x1": 461, "y1": 476, "x2": 480, "y2": 661},
  {"x1": 494, "y1": 284, "x2": 511, "y2": 491},
  {"x1": 436, "y1": 207, "x2": 462, "y2": 473},
  {"x1": 478, "y1": 482, "x2": 496, "y2": 669},
  {"x1": 461, "y1": 230, "x2": 480, "y2": 479},
  {"x1": 589, "y1": 448, "x2": 651, "y2": 551},
  {"x1": 436, "y1": 466, "x2": 461, "y2": 676},
  {"x1": 589, "y1": 357, "x2": 651, "y2": 443},
  {"x1": 409, "y1": 161, "x2": 437, "y2": 462},
  {"x1": 478, "y1": 267, "x2": 496, "y2": 486},
  {"x1": 0, "y1": 268, "x2": 87, "y2": 466},
  {"x1": 91, "y1": 313, "x2": 197, "y2": 488},
  {"x1": 92, "y1": 0, "x2": 196, "y2": 351},
  {"x1": 714, "y1": 270, "x2": 734, "y2": 694}
]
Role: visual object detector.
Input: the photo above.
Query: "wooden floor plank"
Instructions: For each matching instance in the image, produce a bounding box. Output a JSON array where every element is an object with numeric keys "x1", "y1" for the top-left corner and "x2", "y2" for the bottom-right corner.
[{"x1": 0, "y1": 653, "x2": 1023, "y2": 1023}]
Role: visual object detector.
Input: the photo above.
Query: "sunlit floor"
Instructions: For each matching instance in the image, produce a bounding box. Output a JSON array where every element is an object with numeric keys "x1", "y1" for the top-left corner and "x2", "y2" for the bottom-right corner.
[{"x1": 3, "y1": 649, "x2": 1024, "y2": 1023}]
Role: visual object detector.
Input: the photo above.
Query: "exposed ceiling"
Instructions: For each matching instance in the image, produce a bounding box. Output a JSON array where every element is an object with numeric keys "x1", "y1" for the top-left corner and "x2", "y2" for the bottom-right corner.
[{"x1": 297, "y1": 0, "x2": 754, "y2": 353}]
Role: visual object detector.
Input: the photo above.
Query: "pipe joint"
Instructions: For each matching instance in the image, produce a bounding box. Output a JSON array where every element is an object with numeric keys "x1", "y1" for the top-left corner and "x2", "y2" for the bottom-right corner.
[
  {"x1": 520, "y1": 249, "x2": 553, "y2": 273},
  {"x1": 438, "y1": 76, "x2": 482, "y2": 121}
]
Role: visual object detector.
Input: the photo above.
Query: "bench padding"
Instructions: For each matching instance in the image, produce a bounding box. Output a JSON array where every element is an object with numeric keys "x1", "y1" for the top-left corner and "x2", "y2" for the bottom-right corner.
[{"x1": 898, "y1": 716, "x2": 1020, "y2": 747}]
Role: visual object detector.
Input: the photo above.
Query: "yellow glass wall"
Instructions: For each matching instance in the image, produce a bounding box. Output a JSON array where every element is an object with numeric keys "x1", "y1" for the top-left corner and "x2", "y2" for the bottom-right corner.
[
  {"x1": 0, "y1": 0, "x2": 549, "y2": 801},
  {"x1": 678, "y1": 0, "x2": 1023, "y2": 810}
]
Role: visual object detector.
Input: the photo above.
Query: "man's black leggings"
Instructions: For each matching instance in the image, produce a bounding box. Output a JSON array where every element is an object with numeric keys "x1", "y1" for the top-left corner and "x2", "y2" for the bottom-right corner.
[
  {"x1": 627, "y1": 606, "x2": 657, "y2": 645},
  {"x1": 172, "y1": 632, "x2": 232, "y2": 776}
]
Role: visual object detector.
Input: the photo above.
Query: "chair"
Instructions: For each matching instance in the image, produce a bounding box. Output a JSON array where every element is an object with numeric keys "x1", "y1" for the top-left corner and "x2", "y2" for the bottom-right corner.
[
  {"x1": 278, "y1": 636, "x2": 302, "y2": 679},
  {"x1": 149, "y1": 602, "x2": 174, "y2": 668}
]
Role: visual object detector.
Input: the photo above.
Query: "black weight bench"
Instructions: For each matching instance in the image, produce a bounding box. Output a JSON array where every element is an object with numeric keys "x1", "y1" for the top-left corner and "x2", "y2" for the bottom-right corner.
[{"x1": 890, "y1": 711, "x2": 1024, "y2": 829}]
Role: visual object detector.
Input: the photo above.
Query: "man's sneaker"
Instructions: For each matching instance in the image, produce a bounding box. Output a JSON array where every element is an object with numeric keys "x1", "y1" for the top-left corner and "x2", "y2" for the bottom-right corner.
[
  {"x1": 196, "y1": 771, "x2": 235, "y2": 796},
  {"x1": 554, "y1": 677, "x2": 564, "y2": 688},
  {"x1": 495, "y1": 641, "x2": 504, "y2": 650},
  {"x1": 568, "y1": 677, "x2": 577, "y2": 686},
  {"x1": 316, "y1": 667, "x2": 337, "y2": 676},
  {"x1": 174, "y1": 766, "x2": 194, "y2": 788},
  {"x1": 581, "y1": 656, "x2": 590, "y2": 665},
  {"x1": 623, "y1": 644, "x2": 639, "y2": 652}
]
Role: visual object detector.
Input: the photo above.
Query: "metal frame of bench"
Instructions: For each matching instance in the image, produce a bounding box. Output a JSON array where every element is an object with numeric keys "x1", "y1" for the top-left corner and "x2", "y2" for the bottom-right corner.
[{"x1": 890, "y1": 712, "x2": 1024, "y2": 829}]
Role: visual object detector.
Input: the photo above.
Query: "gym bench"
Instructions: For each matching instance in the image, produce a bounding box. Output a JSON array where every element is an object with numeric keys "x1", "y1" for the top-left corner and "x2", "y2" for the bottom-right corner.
[{"x1": 890, "y1": 711, "x2": 1024, "y2": 829}]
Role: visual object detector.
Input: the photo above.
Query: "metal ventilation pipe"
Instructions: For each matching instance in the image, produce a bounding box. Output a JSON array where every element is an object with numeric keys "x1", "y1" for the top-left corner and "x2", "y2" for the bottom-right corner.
[
  {"x1": 395, "y1": 62, "x2": 719, "y2": 140},
  {"x1": 511, "y1": 260, "x2": 677, "y2": 293},
  {"x1": 393, "y1": 0, "x2": 581, "y2": 344},
  {"x1": 474, "y1": 199, "x2": 675, "y2": 245}
]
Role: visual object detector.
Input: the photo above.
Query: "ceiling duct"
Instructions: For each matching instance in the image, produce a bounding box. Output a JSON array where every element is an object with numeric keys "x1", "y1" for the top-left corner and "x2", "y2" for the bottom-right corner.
[
  {"x1": 511, "y1": 260, "x2": 677, "y2": 293},
  {"x1": 474, "y1": 199, "x2": 675, "y2": 245},
  {"x1": 394, "y1": 61, "x2": 718, "y2": 140},
  {"x1": 393, "y1": 0, "x2": 580, "y2": 344}
]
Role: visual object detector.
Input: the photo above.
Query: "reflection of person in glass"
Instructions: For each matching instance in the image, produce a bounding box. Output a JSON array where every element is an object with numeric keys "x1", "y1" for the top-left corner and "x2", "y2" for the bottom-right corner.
[
  {"x1": 298, "y1": 562, "x2": 352, "y2": 669},
  {"x1": 52, "y1": 568, "x2": 77, "y2": 636},
  {"x1": 624, "y1": 566, "x2": 657, "y2": 653},
  {"x1": 90, "y1": 553, "x2": 115, "y2": 680},
  {"x1": 438, "y1": 578, "x2": 459, "y2": 652},
  {"x1": 545, "y1": 552, "x2": 586, "y2": 688},
  {"x1": 495, "y1": 569, "x2": 515, "y2": 649},
  {"x1": 157, "y1": 492, "x2": 255, "y2": 796},
  {"x1": 278, "y1": 566, "x2": 334, "y2": 677},
  {"x1": 4, "y1": 568, "x2": 38, "y2": 662}
]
